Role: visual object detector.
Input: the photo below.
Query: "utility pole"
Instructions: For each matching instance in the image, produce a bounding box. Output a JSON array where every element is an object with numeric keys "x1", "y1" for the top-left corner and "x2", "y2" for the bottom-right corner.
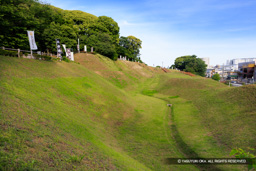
[{"x1": 222, "y1": 63, "x2": 224, "y2": 81}]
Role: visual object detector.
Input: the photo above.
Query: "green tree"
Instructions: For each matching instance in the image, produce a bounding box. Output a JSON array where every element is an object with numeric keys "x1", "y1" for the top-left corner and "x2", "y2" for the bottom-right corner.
[
  {"x1": 97, "y1": 16, "x2": 119, "y2": 45},
  {"x1": 117, "y1": 36, "x2": 130, "y2": 57},
  {"x1": 212, "y1": 73, "x2": 221, "y2": 81},
  {"x1": 117, "y1": 36, "x2": 142, "y2": 62},
  {"x1": 91, "y1": 33, "x2": 117, "y2": 60},
  {"x1": 0, "y1": 0, "x2": 65, "y2": 50},
  {"x1": 174, "y1": 55, "x2": 207, "y2": 76},
  {"x1": 42, "y1": 22, "x2": 77, "y2": 53},
  {"x1": 0, "y1": 0, "x2": 140, "y2": 61}
]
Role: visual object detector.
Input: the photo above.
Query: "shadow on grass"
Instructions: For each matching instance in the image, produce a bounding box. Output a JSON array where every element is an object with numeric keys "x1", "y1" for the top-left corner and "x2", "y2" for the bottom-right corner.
[{"x1": 170, "y1": 106, "x2": 222, "y2": 171}]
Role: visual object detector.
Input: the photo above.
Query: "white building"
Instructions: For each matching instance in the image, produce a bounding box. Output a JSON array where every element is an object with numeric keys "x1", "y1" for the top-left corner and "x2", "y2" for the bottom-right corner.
[
  {"x1": 200, "y1": 58, "x2": 210, "y2": 68},
  {"x1": 226, "y1": 58, "x2": 256, "y2": 71}
]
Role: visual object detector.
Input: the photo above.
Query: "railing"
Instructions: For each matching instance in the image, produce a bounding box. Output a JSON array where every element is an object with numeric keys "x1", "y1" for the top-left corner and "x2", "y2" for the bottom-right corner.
[{"x1": 0, "y1": 47, "x2": 55, "y2": 58}]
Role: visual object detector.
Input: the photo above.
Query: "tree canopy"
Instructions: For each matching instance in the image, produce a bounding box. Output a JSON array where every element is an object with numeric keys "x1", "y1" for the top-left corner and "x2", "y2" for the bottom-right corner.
[
  {"x1": 174, "y1": 55, "x2": 207, "y2": 77},
  {"x1": 117, "y1": 36, "x2": 142, "y2": 62},
  {"x1": 0, "y1": 0, "x2": 142, "y2": 61}
]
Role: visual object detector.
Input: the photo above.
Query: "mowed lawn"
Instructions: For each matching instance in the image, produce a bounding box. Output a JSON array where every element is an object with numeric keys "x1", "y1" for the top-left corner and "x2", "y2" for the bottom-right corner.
[
  {"x1": 1, "y1": 55, "x2": 255, "y2": 170},
  {"x1": 151, "y1": 73, "x2": 255, "y2": 170},
  {"x1": 0, "y1": 55, "x2": 195, "y2": 170}
]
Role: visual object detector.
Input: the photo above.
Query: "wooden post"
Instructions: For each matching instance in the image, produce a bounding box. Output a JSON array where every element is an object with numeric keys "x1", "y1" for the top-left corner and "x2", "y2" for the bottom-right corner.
[{"x1": 18, "y1": 49, "x2": 20, "y2": 58}]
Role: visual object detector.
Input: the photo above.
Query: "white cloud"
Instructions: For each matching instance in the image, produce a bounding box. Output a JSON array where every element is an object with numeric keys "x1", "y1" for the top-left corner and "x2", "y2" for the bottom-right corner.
[
  {"x1": 45, "y1": 0, "x2": 256, "y2": 67},
  {"x1": 118, "y1": 20, "x2": 137, "y2": 27}
]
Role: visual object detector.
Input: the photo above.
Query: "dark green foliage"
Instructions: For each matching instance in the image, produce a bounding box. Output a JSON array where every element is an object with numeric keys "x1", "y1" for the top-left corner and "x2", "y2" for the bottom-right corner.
[
  {"x1": 0, "y1": 50, "x2": 17, "y2": 57},
  {"x1": 0, "y1": 0, "x2": 65, "y2": 50},
  {"x1": 0, "y1": 49, "x2": 7, "y2": 56},
  {"x1": 42, "y1": 22, "x2": 77, "y2": 53},
  {"x1": 33, "y1": 54, "x2": 52, "y2": 61},
  {"x1": 88, "y1": 33, "x2": 117, "y2": 60},
  {"x1": 62, "y1": 56, "x2": 70, "y2": 62},
  {"x1": 169, "y1": 65, "x2": 176, "y2": 69},
  {"x1": 0, "y1": 0, "x2": 141, "y2": 61},
  {"x1": 174, "y1": 55, "x2": 207, "y2": 76}
]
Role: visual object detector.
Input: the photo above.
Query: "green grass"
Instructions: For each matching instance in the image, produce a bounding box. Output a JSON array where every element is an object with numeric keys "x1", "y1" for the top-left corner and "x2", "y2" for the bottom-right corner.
[
  {"x1": 0, "y1": 56, "x2": 192, "y2": 170},
  {"x1": 0, "y1": 55, "x2": 255, "y2": 170},
  {"x1": 141, "y1": 89, "x2": 158, "y2": 96},
  {"x1": 152, "y1": 73, "x2": 255, "y2": 170}
]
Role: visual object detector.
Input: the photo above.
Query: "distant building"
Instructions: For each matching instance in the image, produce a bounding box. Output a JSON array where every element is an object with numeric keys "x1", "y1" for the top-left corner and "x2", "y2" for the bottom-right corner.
[
  {"x1": 238, "y1": 61, "x2": 255, "y2": 79},
  {"x1": 205, "y1": 58, "x2": 256, "y2": 82},
  {"x1": 206, "y1": 68, "x2": 214, "y2": 77},
  {"x1": 200, "y1": 58, "x2": 210, "y2": 69},
  {"x1": 227, "y1": 72, "x2": 238, "y2": 80},
  {"x1": 226, "y1": 58, "x2": 256, "y2": 71}
]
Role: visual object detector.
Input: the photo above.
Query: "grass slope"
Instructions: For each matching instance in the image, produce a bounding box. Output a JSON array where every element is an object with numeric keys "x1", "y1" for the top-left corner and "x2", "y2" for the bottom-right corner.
[
  {"x1": 0, "y1": 54, "x2": 255, "y2": 170},
  {"x1": 152, "y1": 73, "x2": 255, "y2": 170},
  {"x1": 155, "y1": 73, "x2": 256, "y2": 150},
  {"x1": 0, "y1": 55, "x2": 192, "y2": 170}
]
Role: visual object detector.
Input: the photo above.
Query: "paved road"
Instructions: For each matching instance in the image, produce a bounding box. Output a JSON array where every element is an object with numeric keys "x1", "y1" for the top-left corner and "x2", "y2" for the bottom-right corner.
[{"x1": 231, "y1": 83, "x2": 243, "y2": 87}]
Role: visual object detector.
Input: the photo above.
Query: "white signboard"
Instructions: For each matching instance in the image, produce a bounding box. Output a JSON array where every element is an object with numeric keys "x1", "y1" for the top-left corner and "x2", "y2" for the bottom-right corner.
[
  {"x1": 27, "y1": 31, "x2": 38, "y2": 50},
  {"x1": 84, "y1": 45, "x2": 87, "y2": 52},
  {"x1": 70, "y1": 52, "x2": 74, "y2": 61},
  {"x1": 66, "y1": 48, "x2": 71, "y2": 59},
  {"x1": 62, "y1": 44, "x2": 66, "y2": 53}
]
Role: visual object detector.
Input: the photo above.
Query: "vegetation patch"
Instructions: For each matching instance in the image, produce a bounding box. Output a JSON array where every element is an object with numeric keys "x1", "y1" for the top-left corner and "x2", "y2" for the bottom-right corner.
[
  {"x1": 141, "y1": 89, "x2": 158, "y2": 96},
  {"x1": 168, "y1": 95, "x2": 179, "y2": 99}
]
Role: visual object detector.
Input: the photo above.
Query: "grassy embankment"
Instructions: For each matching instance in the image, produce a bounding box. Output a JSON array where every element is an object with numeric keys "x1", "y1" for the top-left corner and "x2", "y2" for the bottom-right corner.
[
  {"x1": 146, "y1": 73, "x2": 256, "y2": 170},
  {"x1": 0, "y1": 54, "x2": 191, "y2": 170},
  {"x1": 0, "y1": 53, "x2": 255, "y2": 170}
]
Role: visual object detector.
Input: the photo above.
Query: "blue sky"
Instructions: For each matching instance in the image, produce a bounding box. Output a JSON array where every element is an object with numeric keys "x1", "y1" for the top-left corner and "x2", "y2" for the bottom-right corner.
[{"x1": 46, "y1": 0, "x2": 256, "y2": 67}]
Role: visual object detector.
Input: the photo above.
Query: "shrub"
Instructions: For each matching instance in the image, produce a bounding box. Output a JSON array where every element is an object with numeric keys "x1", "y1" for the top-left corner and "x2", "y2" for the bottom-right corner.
[
  {"x1": 62, "y1": 56, "x2": 70, "y2": 62},
  {"x1": 10, "y1": 51, "x2": 17, "y2": 57},
  {"x1": 51, "y1": 57, "x2": 58, "y2": 61},
  {"x1": 42, "y1": 55, "x2": 52, "y2": 61},
  {"x1": 0, "y1": 50, "x2": 18, "y2": 57},
  {"x1": 33, "y1": 54, "x2": 52, "y2": 61},
  {"x1": 0, "y1": 49, "x2": 7, "y2": 56},
  {"x1": 212, "y1": 73, "x2": 221, "y2": 81},
  {"x1": 230, "y1": 148, "x2": 256, "y2": 170},
  {"x1": 33, "y1": 54, "x2": 41, "y2": 60}
]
